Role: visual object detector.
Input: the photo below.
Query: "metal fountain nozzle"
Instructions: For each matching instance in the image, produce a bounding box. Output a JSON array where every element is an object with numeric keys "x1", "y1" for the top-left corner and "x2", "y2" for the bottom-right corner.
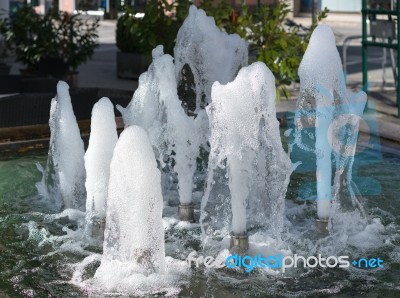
[
  {"x1": 230, "y1": 232, "x2": 249, "y2": 253},
  {"x1": 90, "y1": 216, "x2": 106, "y2": 240},
  {"x1": 316, "y1": 218, "x2": 329, "y2": 235},
  {"x1": 178, "y1": 202, "x2": 195, "y2": 223}
]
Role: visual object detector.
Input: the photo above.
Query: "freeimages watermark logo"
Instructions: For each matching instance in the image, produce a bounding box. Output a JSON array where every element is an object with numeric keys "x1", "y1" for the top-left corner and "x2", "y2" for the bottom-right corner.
[{"x1": 186, "y1": 251, "x2": 383, "y2": 273}]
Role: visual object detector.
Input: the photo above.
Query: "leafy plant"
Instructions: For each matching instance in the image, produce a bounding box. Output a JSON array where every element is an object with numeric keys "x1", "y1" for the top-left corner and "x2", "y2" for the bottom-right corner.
[
  {"x1": 197, "y1": 0, "x2": 234, "y2": 29},
  {"x1": 0, "y1": 10, "x2": 9, "y2": 64},
  {"x1": 116, "y1": 0, "x2": 191, "y2": 58},
  {"x1": 56, "y1": 13, "x2": 99, "y2": 71},
  {"x1": 5, "y1": 6, "x2": 99, "y2": 71}
]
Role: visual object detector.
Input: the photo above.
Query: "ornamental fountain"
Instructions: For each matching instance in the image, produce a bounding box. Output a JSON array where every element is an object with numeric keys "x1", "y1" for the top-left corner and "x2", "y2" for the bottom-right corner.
[{"x1": 35, "y1": 6, "x2": 372, "y2": 294}]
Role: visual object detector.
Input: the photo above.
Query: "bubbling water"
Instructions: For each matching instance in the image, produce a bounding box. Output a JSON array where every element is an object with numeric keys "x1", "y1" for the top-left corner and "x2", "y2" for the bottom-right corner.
[
  {"x1": 90, "y1": 126, "x2": 190, "y2": 295},
  {"x1": 117, "y1": 46, "x2": 201, "y2": 206},
  {"x1": 84, "y1": 97, "x2": 118, "y2": 237},
  {"x1": 294, "y1": 24, "x2": 367, "y2": 224},
  {"x1": 201, "y1": 62, "x2": 292, "y2": 243},
  {"x1": 36, "y1": 81, "x2": 86, "y2": 211},
  {"x1": 95, "y1": 126, "x2": 165, "y2": 278},
  {"x1": 32, "y1": 10, "x2": 388, "y2": 297},
  {"x1": 174, "y1": 5, "x2": 248, "y2": 113}
]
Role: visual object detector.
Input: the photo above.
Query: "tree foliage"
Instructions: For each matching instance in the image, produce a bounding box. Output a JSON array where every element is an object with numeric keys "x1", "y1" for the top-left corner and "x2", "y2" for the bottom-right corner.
[{"x1": 3, "y1": 6, "x2": 99, "y2": 71}]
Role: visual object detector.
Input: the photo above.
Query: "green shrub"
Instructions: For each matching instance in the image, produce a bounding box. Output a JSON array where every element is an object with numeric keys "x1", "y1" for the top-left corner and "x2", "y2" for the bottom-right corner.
[
  {"x1": 5, "y1": 6, "x2": 99, "y2": 71},
  {"x1": 116, "y1": 0, "x2": 191, "y2": 57}
]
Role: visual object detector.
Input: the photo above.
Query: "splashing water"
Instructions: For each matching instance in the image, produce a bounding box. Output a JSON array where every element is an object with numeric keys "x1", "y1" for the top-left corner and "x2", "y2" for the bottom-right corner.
[
  {"x1": 174, "y1": 5, "x2": 248, "y2": 114},
  {"x1": 17, "y1": 10, "x2": 397, "y2": 298},
  {"x1": 294, "y1": 24, "x2": 367, "y2": 222},
  {"x1": 94, "y1": 126, "x2": 165, "y2": 282},
  {"x1": 36, "y1": 81, "x2": 86, "y2": 211},
  {"x1": 84, "y1": 97, "x2": 118, "y2": 235},
  {"x1": 89, "y1": 126, "x2": 189, "y2": 296},
  {"x1": 118, "y1": 46, "x2": 203, "y2": 206},
  {"x1": 201, "y1": 62, "x2": 292, "y2": 244}
]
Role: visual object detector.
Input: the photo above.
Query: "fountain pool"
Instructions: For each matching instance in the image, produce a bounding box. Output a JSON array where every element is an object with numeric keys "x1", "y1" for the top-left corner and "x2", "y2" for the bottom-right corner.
[{"x1": 0, "y1": 135, "x2": 399, "y2": 296}]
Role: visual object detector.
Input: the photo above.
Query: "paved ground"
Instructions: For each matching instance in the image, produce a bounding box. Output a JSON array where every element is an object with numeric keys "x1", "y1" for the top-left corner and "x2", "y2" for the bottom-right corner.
[{"x1": 2, "y1": 12, "x2": 400, "y2": 143}]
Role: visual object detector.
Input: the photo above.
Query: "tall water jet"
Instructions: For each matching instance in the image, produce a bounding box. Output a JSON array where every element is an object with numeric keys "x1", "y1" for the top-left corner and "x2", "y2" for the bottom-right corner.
[
  {"x1": 94, "y1": 126, "x2": 165, "y2": 285},
  {"x1": 174, "y1": 5, "x2": 248, "y2": 114},
  {"x1": 201, "y1": 62, "x2": 292, "y2": 250},
  {"x1": 295, "y1": 24, "x2": 367, "y2": 231},
  {"x1": 117, "y1": 46, "x2": 201, "y2": 222},
  {"x1": 36, "y1": 81, "x2": 86, "y2": 211},
  {"x1": 173, "y1": 6, "x2": 248, "y2": 221},
  {"x1": 84, "y1": 98, "x2": 118, "y2": 239}
]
